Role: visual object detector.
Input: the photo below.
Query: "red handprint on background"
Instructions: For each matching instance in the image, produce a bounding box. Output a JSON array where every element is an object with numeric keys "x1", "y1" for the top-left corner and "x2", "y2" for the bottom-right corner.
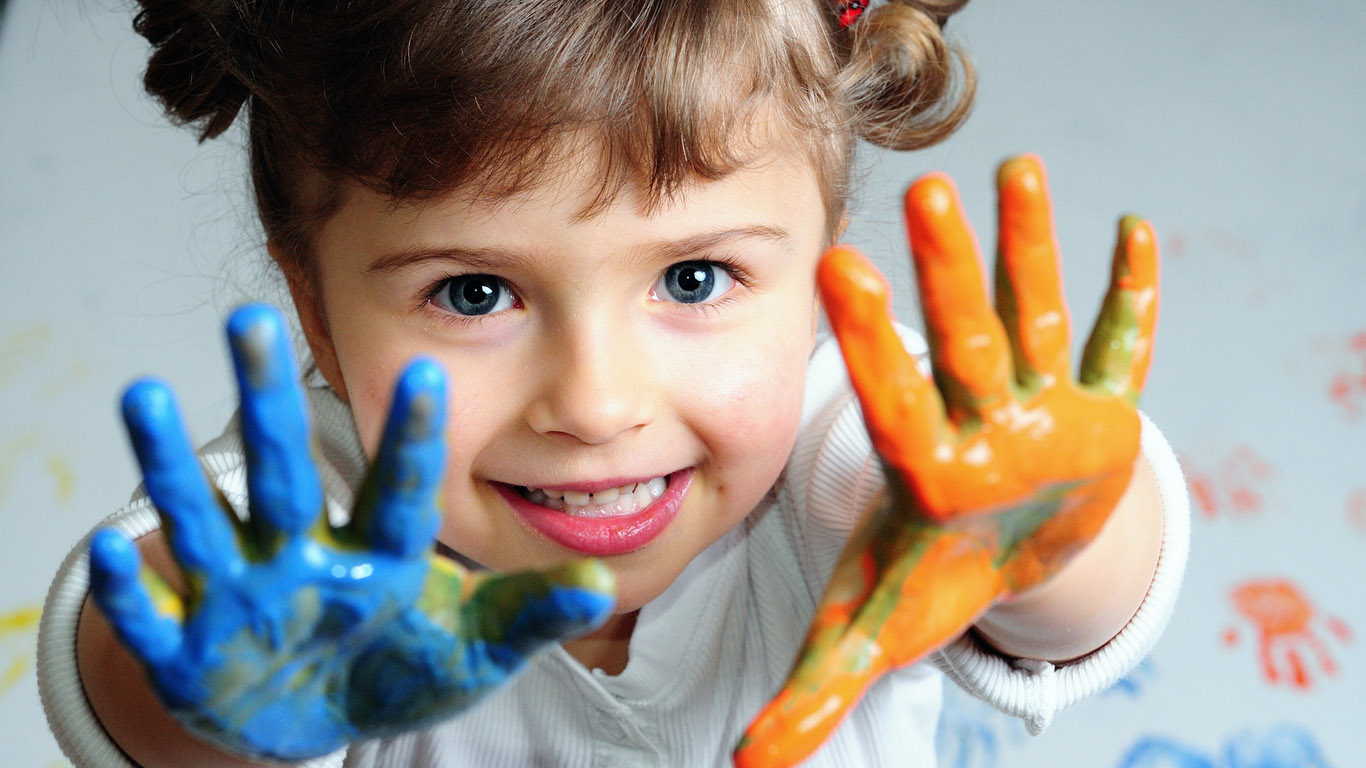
[
  {"x1": 1346, "y1": 489, "x2": 1366, "y2": 534},
  {"x1": 1181, "y1": 445, "x2": 1273, "y2": 519},
  {"x1": 1326, "y1": 331, "x2": 1366, "y2": 418},
  {"x1": 1223, "y1": 578, "x2": 1351, "y2": 691}
]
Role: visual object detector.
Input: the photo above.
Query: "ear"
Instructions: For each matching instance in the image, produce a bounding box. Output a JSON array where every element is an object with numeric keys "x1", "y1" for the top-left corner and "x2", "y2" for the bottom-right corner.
[{"x1": 269, "y1": 242, "x2": 350, "y2": 403}]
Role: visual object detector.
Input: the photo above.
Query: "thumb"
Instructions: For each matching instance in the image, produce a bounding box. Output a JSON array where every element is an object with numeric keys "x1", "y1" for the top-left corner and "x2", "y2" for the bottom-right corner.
[{"x1": 464, "y1": 559, "x2": 616, "y2": 663}]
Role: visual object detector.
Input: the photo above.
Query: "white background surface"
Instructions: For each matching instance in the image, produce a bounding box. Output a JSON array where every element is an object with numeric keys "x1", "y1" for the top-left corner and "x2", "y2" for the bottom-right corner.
[{"x1": 2, "y1": 1, "x2": 1363, "y2": 766}]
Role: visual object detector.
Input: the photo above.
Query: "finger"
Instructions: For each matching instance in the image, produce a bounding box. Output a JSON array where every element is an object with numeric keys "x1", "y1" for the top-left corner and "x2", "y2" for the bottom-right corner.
[
  {"x1": 1078, "y1": 216, "x2": 1160, "y2": 403},
  {"x1": 994, "y1": 154, "x2": 1072, "y2": 390},
  {"x1": 817, "y1": 245, "x2": 943, "y2": 478},
  {"x1": 463, "y1": 559, "x2": 615, "y2": 665},
  {"x1": 904, "y1": 173, "x2": 1013, "y2": 418},
  {"x1": 227, "y1": 304, "x2": 324, "y2": 544},
  {"x1": 736, "y1": 518, "x2": 1003, "y2": 768},
  {"x1": 122, "y1": 379, "x2": 245, "y2": 581},
  {"x1": 349, "y1": 358, "x2": 448, "y2": 557},
  {"x1": 89, "y1": 528, "x2": 184, "y2": 666}
]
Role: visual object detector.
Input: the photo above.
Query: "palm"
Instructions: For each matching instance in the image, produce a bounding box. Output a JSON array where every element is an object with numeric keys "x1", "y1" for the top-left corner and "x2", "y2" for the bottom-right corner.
[
  {"x1": 735, "y1": 155, "x2": 1159, "y2": 768},
  {"x1": 90, "y1": 304, "x2": 615, "y2": 760}
]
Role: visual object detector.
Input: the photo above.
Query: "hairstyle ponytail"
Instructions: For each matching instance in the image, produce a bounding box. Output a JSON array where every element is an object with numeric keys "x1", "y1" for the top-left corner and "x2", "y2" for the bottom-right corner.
[
  {"x1": 838, "y1": 0, "x2": 975, "y2": 151},
  {"x1": 133, "y1": 0, "x2": 253, "y2": 141}
]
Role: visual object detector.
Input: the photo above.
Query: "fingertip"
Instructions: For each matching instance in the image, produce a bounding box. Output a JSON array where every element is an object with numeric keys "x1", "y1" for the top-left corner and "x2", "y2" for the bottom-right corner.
[
  {"x1": 547, "y1": 585, "x2": 616, "y2": 631},
  {"x1": 996, "y1": 153, "x2": 1047, "y2": 194},
  {"x1": 1119, "y1": 216, "x2": 1157, "y2": 255},
  {"x1": 225, "y1": 302, "x2": 287, "y2": 341},
  {"x1": 559, "y1": 558, "x2": 616, "y2": 597},
  {"x1": 120, "y1": 378, "x2": 176, "y2": 426},
  {"x1": 89, "y1": 528, "x2": 139, "y2": 584},
  {"x1": 817, "y1": 245, "x2": 887, "y2": 303},
  {"x1": 1117, "y1": 216, "x2": 1159, "y2": 288},
  {"x1": 905, "y1": 171, "x2": 960, "y2": 222},
  {"x1": 227, "y1": 303, "x2": 296, "y2": 389},
  {"x1": 389, "y1": 359, "x2": 448, "y2": 446},
  {"x1": 397, "y1": 357, "x2": 449, "y2": 402}
]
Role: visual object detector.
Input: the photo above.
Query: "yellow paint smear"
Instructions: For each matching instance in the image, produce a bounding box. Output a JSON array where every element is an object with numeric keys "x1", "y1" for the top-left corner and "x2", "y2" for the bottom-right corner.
[
  {"x1": 0, "y1": 324, "x2": 53, "y2": 389},
  {"x1": 0, "y1": 605, "x2": 40, "y2": 635},
  {"x1": 0, "y1": 605, "x2": 40, "y2": 697},
  {"x1": 45, "y1": 455, "x2": 76, "y2": 503}
]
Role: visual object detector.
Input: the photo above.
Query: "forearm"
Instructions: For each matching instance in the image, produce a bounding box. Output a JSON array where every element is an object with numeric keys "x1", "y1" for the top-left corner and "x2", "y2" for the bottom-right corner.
[{"x1": 972, "y1": 453, "x2": 1164, "y2": 663}]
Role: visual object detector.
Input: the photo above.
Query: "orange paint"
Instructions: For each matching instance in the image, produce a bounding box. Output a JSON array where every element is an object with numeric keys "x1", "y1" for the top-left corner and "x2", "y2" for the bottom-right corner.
[
  {"x1": 1327, "y1": 330, "x2": 1366, "y2": 419},
  {"x1": 1227, "y1": 578, "x2": 1349, "y2": 691},
  {"x1": 736, "y1": 156, "x2": 1160, "y2": 767},
  {"x1": 1347, "y1": 490, "x2": 1366, "y2": 532},
  {"x1": 1180, "y1": 446, "x2": 1271, "y2": 519}
]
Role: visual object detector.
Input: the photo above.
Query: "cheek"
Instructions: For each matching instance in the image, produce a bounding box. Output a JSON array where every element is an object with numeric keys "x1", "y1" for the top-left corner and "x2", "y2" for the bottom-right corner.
[{"x1": 683, "y1": 324, "x2": 811, "y2": 477}]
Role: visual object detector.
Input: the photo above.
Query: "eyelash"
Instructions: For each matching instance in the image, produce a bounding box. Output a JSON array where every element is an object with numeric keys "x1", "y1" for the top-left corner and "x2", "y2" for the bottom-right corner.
[
  {"x1": 417, "y1": 274, "x2": 520, "y2": 329},
  {"x1": 415, "y1": 255, "x2": 755, "y2": 324},
  {"x1": 663, "y1": 255, "x2": 753, "y2": 317}
]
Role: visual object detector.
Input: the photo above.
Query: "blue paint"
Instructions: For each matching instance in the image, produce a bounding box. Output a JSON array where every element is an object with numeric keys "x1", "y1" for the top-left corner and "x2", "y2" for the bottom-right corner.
[
  {"x1": 1119, "y1": 737, "x2": 1215, "y2": 768},
  {"x1": 1105, "y1": 658, "x2": 1157, "y2": 698},
  {"x1": 934, "y1": 674, "x2": 1025, "y2": 768},
  {"x1": 1117, "y1": 725, "x2": 1332, "y2": 768},
  {"x1": 90, "y1": 303, "x2": 616, "y2": 760},
  {"x1": 228, "y1": 304, "x2": 324, "y2": 543},
  {"x1": 1224, "y1": 724, "x2": 1331, "y2": 768}
]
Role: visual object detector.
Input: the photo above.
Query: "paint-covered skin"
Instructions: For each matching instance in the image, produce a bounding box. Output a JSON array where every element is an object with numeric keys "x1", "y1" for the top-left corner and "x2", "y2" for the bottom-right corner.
[
  {"x1": 89, "y1": 304, "x2": 616, "y2": 760},
  {"x1": 735, "y1": 155, "x2": 1160, "y2": 768}
]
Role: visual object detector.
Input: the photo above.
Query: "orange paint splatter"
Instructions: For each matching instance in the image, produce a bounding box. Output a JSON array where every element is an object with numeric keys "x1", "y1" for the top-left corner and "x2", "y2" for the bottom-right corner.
[
  {"x1": 1165, "y1": 232, "x2": 1187, "y2": 260},
  {"x1": 1226, "y1": 578, "x2": 1349, "y2": 691},
  {"x1": 1346, "y1": 490, "x2": 1366, "y2": 533},
  {"x1": 1180, "y1": 446, "x2": 1272, "y2": 519},
  {"x1": 1326, "y1": 331, "x2": 1366, "y2": 419}
]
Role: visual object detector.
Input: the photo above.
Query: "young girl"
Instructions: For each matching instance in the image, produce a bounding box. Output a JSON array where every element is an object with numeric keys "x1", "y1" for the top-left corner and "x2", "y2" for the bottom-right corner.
[{"x1": 38, "y1": 0, "x2": 1188, "y2": 766}]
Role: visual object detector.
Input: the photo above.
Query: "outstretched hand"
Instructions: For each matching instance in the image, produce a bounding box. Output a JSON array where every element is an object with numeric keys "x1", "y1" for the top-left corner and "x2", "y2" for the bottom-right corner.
[
  {"x1": 89, "y1": 304, "x2": 616, "y2": 760},
  {"x1": 735, "y1": 155, "x2": 1160, "y2": 767}
]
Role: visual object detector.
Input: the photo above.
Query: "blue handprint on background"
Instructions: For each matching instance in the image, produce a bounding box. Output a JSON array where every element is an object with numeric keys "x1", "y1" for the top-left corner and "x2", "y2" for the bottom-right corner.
[
  {"x1": 89, "y1": 304, "x2": 616, "y2": 759},
  {"x1": 1117, "y1": 724, "x2": 1331, "y2": 768}
]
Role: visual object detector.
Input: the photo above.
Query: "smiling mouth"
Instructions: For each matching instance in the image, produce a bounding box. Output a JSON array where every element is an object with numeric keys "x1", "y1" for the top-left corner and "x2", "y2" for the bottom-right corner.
[{"x1": 513, "y1": 475, "x2": 670, "y2": 519}]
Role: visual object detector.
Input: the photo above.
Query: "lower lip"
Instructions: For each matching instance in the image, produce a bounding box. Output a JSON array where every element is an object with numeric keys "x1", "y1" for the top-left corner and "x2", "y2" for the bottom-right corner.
[{"x1": 495, "y1": 469, "x2": 694, "y2": 557}]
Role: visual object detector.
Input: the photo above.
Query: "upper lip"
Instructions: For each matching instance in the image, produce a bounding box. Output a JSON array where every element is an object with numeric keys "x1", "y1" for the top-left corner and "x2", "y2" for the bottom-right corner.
[{"x1": 496, "y1": 471, "x2": 680, "y2": 495}]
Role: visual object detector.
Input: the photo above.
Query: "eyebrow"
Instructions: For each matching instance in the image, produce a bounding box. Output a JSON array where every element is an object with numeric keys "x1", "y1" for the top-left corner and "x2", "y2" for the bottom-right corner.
[{"x1": 365, "y1": 224, "x2": 792, "y2": 274}]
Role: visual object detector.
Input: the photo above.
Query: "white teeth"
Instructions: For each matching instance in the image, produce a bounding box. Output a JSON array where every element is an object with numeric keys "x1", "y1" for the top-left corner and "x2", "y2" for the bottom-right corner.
[
  {"x1": 519, "y1": 475, "x2": 671, "y2": 518},
  {"x1": 647, "y1": 477, "x2": 666, "y2": 498}
]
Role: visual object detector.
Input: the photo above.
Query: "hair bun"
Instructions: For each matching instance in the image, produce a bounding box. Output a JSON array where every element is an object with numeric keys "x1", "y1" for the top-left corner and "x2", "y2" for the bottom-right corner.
[
  {"x1": 134, "y1": 0, "x2": 251, "y2": 140},
  {"x1": 839, "y1": 0, "x2": 975, "y2": 151}
]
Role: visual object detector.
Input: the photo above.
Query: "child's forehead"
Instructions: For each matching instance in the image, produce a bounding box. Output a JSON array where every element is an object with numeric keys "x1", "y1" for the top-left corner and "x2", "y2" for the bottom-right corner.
[{"x1": 348, "y1": 133, "x2": 824, "y2": 227}]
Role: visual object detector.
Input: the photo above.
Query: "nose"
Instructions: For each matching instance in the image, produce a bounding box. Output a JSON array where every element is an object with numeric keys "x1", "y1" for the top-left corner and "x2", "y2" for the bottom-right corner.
[{"x1": 524, "y1": 316, "x2": 655, "y2": 445}]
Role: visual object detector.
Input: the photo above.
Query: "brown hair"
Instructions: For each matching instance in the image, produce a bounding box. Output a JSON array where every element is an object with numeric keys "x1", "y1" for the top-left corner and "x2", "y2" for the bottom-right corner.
[{"x1": 134, "y1": 0, "x2": 974, "y2": 286}]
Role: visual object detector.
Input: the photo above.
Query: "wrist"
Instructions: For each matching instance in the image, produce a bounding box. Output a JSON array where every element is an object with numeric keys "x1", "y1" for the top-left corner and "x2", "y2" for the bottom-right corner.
[{"x1": 973, "y1": 453, "x2": 1164, "y2": 663}]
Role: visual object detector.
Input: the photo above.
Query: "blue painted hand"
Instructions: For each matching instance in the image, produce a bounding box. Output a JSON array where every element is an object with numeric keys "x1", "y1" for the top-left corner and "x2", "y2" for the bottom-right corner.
[{"x1": 88, "y1": 304, "x2": 616, "y2": 760}]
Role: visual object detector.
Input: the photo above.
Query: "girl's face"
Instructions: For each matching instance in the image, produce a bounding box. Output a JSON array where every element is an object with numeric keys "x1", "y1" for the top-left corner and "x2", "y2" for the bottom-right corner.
[{"x1": 296, "y1": 147, "x2": 828, "y2": 613}]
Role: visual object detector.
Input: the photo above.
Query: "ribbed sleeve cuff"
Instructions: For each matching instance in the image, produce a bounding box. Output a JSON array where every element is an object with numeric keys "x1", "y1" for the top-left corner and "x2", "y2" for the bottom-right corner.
[
  {"x1": 38, "y1": 503, "x2": 161, "y2": 768},
  {"x1": 932, "y1": 410, "x2": 1191, "y2": 735}
]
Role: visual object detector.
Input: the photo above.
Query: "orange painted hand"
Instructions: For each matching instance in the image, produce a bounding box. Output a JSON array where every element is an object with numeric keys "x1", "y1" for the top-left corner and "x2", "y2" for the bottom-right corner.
[{"x1": 734, "y1": 155, "x2": 1160, "y2": 768}]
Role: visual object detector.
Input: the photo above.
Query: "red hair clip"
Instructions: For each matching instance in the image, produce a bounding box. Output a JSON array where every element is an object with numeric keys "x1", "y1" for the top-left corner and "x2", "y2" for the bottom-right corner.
[{"x1": 837, "y1": 0, "x2": 870, "y2": 28}]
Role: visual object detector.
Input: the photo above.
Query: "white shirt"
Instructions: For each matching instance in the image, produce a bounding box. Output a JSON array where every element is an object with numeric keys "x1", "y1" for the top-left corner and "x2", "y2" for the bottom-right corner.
[{"x1": 38, "y1": 332, "x2": 1190, "y2": 767}]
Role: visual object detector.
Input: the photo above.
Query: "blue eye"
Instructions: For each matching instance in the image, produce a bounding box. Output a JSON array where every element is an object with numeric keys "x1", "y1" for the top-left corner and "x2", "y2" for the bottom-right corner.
[
  {"x1": 655, "y1": 261, "x2": 735, "y2": 304},
  {"x1": 433, "y1": 274, "x2": 517, "y2": 316}
]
